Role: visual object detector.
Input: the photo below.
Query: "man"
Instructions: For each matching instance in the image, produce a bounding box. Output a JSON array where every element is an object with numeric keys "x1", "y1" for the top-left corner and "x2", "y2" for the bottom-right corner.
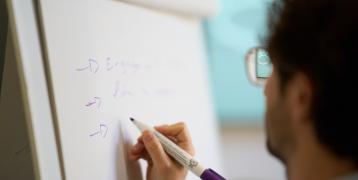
[{"x1": 130, "y1": 0, "x2": 358, "y2": 179}]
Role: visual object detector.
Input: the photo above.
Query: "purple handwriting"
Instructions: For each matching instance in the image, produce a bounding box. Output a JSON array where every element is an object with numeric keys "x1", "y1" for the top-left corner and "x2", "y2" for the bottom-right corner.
[
  {"x1": 113, "y1": 81, "x2": 133, "y2": 98},
  {"x1": 76, "y1": 58, "x2": 99, "y2": 73},
  {"x1": 85, "y1": 97, "x2": 101, "y2": 109},
  {"x1": 76, "y1": 57, "x2": 144, "y2": 75},
  {"x1": 106, "y1": 57, "x2": 119, "y2": 71},
  {"x1": 89, "y1": 123, "x2": 108, "y2": 138},
  {"x1": 113, "y1": 82, "x2": 174, "y2": 99},
  {"x1": 105, "y1": 57, "x2": 141, "y2": 74}
]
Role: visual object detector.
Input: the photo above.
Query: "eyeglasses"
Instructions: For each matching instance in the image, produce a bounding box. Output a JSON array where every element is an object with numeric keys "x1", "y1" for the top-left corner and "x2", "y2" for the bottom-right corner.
[{"x1": 245, "y1": 47, "x2": 273, "y2": 86}]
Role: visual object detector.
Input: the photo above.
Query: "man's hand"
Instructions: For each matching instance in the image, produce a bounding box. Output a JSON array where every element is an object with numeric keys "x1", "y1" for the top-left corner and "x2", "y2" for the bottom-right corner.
[{"x1": 129, "y1": 122, "x2": 195, "y2": 180}]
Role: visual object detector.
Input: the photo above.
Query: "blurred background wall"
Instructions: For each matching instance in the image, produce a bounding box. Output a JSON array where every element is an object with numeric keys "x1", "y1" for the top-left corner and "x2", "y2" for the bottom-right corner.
[{"x1": 204, "y1": 0, "x2": 285, "y2": 179}]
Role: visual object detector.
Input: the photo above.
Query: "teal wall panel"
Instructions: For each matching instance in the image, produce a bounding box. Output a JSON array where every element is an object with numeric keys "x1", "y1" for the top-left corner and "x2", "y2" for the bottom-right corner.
[{"x1": 205, "y1": 0, "x2": 270, "y2": 124}]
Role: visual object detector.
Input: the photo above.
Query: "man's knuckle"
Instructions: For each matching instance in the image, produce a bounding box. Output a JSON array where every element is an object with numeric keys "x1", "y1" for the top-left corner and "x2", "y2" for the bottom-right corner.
[
  {"x1": 158, "y1": 161, "x2": 172, "y2": 171},
  {"x1": 147, "y1": 140, "x2": 159, "y2": 150},
  {"x1": 177, "y1": 121, "x2": 186, "y2": 128}
]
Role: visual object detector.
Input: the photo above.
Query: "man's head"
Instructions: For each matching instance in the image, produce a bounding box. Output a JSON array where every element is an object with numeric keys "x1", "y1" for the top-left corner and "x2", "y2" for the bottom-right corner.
[{"x1": 264, "y1": 0, "x2": 358, "y2": 166}]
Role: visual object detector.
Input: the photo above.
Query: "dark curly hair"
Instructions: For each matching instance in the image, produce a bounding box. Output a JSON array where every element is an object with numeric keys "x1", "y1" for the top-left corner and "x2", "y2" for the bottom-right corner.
[{"x1": 266, "y1": 0, "x2": 358, "y2": 164}]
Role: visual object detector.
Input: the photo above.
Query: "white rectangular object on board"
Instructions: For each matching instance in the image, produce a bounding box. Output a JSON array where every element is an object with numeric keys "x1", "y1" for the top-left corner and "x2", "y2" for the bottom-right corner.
[{"x1": 8, "y1": 0, "x2": 223, "y2": 179}]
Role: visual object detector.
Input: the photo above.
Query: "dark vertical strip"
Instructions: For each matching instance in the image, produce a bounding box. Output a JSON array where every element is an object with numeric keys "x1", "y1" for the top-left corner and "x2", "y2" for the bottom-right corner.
[{"x1": 0, "y1": 0, "x2": 8, "y2": 97}]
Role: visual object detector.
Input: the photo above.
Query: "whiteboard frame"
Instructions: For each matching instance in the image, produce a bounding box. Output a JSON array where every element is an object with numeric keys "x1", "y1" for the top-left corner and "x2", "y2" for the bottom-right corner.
[
  {"x1": 119, "y1": 0, "x2": 219, "y2": 17},
  {"x1": 7, "y1": 0, "x2": 63, "y2": 179}
]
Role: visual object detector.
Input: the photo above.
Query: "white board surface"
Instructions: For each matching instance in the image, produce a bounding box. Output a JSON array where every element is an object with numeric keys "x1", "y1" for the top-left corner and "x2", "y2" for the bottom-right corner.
[{"x1": 35, "y1": 0, "x2": 223, "y2": 179}]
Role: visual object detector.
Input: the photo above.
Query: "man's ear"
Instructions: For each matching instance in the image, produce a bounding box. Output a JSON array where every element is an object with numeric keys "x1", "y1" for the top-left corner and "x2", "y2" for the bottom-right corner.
[{"x1": 287, "y1": 73, "x2": 313, "y2": 125}]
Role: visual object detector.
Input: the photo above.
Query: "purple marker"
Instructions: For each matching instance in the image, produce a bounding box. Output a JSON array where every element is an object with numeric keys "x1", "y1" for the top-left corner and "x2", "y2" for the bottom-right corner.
[{"x1": 130, "y1": 118, "x2": 226, "y2": 180}]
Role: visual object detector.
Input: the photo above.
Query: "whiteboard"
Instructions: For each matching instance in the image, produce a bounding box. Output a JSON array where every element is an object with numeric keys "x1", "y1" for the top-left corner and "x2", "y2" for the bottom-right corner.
[{"x1": 31, "y1": 0, "x2": 223, "y2": 179}]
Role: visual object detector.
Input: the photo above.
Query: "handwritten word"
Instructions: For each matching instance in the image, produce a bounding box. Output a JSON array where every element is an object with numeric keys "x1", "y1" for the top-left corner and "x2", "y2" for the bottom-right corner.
[
  {"x1": 85, "y1": 97, "x2": 101, "y2": 109},
  {"x1": 106, "y1": 57, "x2": 119, "y2": 71},
  {"x1": 113, "y1": 81, "x2": 174, "y2": 99},
  {"x1": 76, "y1": 58, "x2": 99, "y2": 73},
  {"x1": 113, "y1": 81, "x2": 133, "y2": 98},
  {"x1": 74, "y1": 57, "x2": 143, "y2": 73},
  {"x1": 106, "y1": 57, "x2": 141, "y2": 74},
  {"x1": 89, "y1": 123, "x2": 108, "y2": 138}
]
